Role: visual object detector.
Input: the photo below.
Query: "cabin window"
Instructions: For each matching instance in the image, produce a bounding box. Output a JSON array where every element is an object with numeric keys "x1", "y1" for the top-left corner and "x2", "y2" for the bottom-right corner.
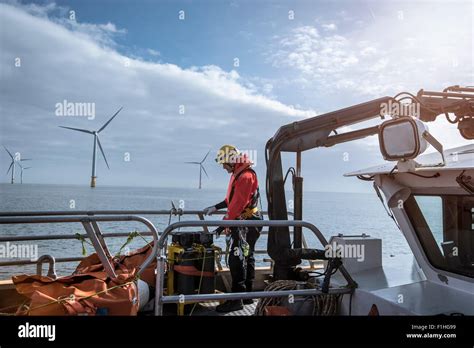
[
  {"x1": 414, "y1": 196, "x2": 443, "y2": 251},
  {"x1": 405, "y1": 194, "x2": 474, "y2": 278}
]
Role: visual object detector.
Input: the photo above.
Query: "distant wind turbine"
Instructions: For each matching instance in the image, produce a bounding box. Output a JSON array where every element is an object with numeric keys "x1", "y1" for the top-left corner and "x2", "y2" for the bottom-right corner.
[
  {"x1": 185, "y1": 150, "x2": 210, "y2": 189},
  {"x1": 18, "y1": 163, "x2": 32, "y2": 184},
  {"x1": 4, "y1": 146, "x2": 31, "y2": 184},
  {"x1": 59, "y1": 107, "x2": 122, "y2": 187}
]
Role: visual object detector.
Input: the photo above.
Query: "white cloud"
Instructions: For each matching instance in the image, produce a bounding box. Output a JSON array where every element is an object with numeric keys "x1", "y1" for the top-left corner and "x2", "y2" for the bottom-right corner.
[
  {"x1": 5, "y1": 0, "x2": 127, "y2": 47},
  {"x1": 262, "y1": 83, "x2": 273, "y2": 94},
  {"x1": 271, "y1": 3, "x2": 472, "y2": 98},
  {"x1": 0, "y1": 2, "x2": 314, "y2": 188},
  {"x1": 98, "y1": 22, "x2": 126, "y2": 33},
  {"x1": 7, "y1": 0, "x2": 57, "y2": 17},
  {"x1": 147, "y1": 48, "x2": 161, "y2": 57},
  {"x1": 273, "y1": 26, "x2": 359, "y2": 76},
  {"x1": 360, "y1": 46, "x2": 377, "y2": 57},
  {"x1": 268, "y1": 2, "x2": 472, "y2": 149},
  {"x1": 322, "y1": 23, "x2": 337, "y2": 31}
]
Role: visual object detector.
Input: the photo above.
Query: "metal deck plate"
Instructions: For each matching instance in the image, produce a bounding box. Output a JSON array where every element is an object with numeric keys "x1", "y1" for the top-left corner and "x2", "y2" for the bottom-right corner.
[{"x1": 191, "y1": 301, "x2": 257, "y2": 316}]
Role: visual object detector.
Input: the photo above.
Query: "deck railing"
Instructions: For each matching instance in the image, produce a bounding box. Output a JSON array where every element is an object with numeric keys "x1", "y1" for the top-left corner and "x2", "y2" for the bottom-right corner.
[
  {"x1": 0, "y1": 210, "x2": 319, "y2": 277},
  {"x1": 0, "y1": 214, "x2": 160, "y2": 279},
  {"x1": 0, "y1": 210, "x2": 356, "y2": 316},
  {"x1": 154, "y1": 219, "x2": 356, "y2": 315}
]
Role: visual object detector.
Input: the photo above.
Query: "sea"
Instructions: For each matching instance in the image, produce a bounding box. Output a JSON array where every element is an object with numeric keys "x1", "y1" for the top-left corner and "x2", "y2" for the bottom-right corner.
[{"x1": 0, "y1": 183, "x2": 413, "y2": 279}]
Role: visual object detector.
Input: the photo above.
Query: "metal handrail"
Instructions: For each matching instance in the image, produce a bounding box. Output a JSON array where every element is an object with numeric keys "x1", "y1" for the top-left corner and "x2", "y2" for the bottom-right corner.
[
  {"x1": 0, "y1": 232, "x2": 155, "y2": 242},
  {"x1": 0, "y1": 210, "x2": 199, "y2": 217},
  {"x1": 154, "y1": 219, "x2": 357, "y2": 316},
  {"x1": 0, "y1": 212, "x2": 353, "y2": 316},
  {"x1": 0, "y1": 210, "x2": 307, "y2": 275},
  {"x1": 0, "y1": 215, "x2": 159, "y2": 279},
  {"x1": 161, "y1": 287, "x2": 351, "y2": 304},
  {"x1": 0, "y1": 210, "x2": 293, "y2": 217}
]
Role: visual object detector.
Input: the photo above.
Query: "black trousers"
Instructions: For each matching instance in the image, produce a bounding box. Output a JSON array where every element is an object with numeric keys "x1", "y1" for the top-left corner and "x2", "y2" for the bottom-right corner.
[{"x1": 228, "y1": 226, "x2": 260, "y2": 293}]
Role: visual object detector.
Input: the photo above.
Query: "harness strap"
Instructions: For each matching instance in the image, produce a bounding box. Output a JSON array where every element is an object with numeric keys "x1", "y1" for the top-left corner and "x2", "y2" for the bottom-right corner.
[{"x1": 239, "y1": 206, "x2": 259, "y2": 220}]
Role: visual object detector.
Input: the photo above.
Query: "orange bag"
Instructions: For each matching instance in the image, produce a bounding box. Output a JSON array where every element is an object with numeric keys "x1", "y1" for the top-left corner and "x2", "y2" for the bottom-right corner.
[
  {"x1": 13, "y1": 269, "x2": 138, "y2": 316},
  {"x1": 12, "y1": 243, "x2": 156, "y2": 316},
  {"x1": 74, "y1": 243, "x2": 156, "y2": 287}
]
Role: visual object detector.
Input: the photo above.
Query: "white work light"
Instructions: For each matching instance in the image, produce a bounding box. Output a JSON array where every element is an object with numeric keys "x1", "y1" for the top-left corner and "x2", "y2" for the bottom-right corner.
[
  {"x1": 379, "y1": 117, "x2": 445, "y2": 170},
  {"x1": 379, "y1": 117, "x2": 429, "y2": 160}
]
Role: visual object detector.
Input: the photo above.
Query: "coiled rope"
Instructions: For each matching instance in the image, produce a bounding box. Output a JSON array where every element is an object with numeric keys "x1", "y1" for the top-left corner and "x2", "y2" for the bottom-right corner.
[{"x1": 254, "y1": 280, "x2": 341, "y2": 316}]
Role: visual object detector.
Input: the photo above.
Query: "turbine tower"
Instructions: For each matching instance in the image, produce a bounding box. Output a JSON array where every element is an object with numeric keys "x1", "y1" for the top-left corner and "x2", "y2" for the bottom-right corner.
[
  {"x1": 59, "y1": 107, "x2": 122, "y2": 187},
  {"x1": 185, "y1": 150, "x2": 210, "y2": 189},
  {"x1": 4, "y1": 146, "x2": 31, "y2": 184},
  {"x1": 18, "y1": 163, "x2": 31, "y2": 184}
]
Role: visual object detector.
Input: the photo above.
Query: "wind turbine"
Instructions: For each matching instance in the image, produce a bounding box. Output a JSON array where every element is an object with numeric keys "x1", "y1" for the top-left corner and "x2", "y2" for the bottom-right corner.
[
  {"x1": 185, "y1": 150, "x2": 210, "y2": 189},
  {"x1": 59, "y1": 107, "x2": 122, "y2": 188},
  {"x1": 18, "y1": 163, "x2": 31, "y2": 184},
  {"x1": 4, "y1": 146, "x2": 31, "y2": 184}
]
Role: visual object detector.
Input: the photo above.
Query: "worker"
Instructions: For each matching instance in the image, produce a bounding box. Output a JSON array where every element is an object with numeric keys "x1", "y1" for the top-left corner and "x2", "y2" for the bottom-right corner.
[{"x1": 203, "y1": 145, "x2": 262, "y2": 313}]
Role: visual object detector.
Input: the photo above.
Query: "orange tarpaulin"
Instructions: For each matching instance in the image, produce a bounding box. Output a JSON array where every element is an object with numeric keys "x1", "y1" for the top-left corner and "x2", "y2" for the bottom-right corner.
[{"x1": 12, "y1": 243, "x2": 156, "y2": 316}]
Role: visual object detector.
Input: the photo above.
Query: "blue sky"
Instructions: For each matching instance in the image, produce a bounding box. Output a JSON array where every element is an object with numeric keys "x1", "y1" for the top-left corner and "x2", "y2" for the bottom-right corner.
[{"x1": 0, "y1": 0, "x2": 472, "y2": 192}]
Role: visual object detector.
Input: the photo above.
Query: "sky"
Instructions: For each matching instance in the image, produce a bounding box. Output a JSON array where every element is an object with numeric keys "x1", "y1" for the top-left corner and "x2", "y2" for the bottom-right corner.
[{"x1": 0, "y1": 0, "x2": 472, "y2": 192}]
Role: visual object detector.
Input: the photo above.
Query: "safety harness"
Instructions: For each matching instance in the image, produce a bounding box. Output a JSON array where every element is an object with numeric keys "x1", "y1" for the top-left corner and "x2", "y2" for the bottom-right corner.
[
  {"x1": 228, "y1": 167, "x2": 261, "y2": 220},
  {"x1": 224, "y1": 167, "x2": 262, "y2": 265}
]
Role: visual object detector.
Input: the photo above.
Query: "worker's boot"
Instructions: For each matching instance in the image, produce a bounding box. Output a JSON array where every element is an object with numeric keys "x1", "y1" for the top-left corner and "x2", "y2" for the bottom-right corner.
[
  {"x1": 243, "y1": 283, "x2": 254, "y2": 305},
  {"x1": 215, "y1": 300, "x2": 243, "y2": 313}
]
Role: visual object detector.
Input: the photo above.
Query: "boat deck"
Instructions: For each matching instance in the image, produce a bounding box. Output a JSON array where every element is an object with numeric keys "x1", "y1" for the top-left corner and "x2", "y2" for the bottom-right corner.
[{"x1": 189, "y1": 301, "x2": 257, "y2": 316}]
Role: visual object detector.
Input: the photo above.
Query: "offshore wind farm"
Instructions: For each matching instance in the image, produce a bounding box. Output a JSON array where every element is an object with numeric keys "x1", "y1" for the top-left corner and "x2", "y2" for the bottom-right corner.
[
  {"x1": 3, "y1": 146, "x2": 31, "y2": 184},
  {"x1": 0, "y1": 2, "x2": 473, "y2": 343}
]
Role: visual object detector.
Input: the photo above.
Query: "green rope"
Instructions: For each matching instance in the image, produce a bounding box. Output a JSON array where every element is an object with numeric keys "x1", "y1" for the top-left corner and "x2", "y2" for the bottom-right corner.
[
  {"x1": 134, "y1": 230, "x2": 153, "y2": 249},
  {"x1": 74, "y1": 233, "x2": 93, "y2": 256},
  {"x1": 115, "y1": 230, "x2": 153, "y2": 258},
  {"x1": 115, "y1": 231, "x2": 140, "y2": 257}
]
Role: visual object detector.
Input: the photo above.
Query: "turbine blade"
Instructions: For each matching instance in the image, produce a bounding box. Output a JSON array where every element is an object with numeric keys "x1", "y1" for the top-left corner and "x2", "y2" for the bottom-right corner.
[
  {"x1": 24, "y1": 167, "x2": 32, "y2": 169},
  {"x1": 201, "y1": 164, "x2": 209, "y2": 178},
  {"x1": 6, "y1": 162, "x2": 13, "y2": 174},
  {"x1": 3, "y1": 146, "x2": 13, "y2": 159},
  {"x1": 96, "y1": 137, "x2": 110, "y2": 169},
  {"x1": 19, "y1": 158, "x2": 32, "y2": 161},
  {"x1": 184, "y1": 161, "x2": 200, "y2": 164},
  {"x1": 59, "y1": 126, "x2": 93, "y2": 134},
  {"x1": 18, "y1": 162, "x2": 23, "y2": 169},
  {"x1": 201, "y1": 150, "x2": 211, "y2": 163},
  {"x1": 98, "y1": 106, "x2": 123, "y2": 133}
]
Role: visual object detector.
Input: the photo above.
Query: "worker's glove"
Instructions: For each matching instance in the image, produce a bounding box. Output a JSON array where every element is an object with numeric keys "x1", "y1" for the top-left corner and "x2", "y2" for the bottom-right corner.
[
  {"x1": 203, "y1": 205, "x2": 217, "y2": 216},
  {"x1": 213, "y1": 227, "x2": 229, "y2": 239}
]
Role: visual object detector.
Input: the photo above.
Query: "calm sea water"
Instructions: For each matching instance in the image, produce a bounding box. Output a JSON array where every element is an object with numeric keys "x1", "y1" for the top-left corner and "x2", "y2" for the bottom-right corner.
[{"x1": 0, "y1": 183, "x2": 411, "y2": 278}]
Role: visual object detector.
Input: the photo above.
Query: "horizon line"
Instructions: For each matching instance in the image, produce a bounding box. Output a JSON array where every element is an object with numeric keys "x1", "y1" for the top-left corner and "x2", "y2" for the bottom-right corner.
[{"x1": 0, "y1": 181, "x2": 373, "y2": 195}]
